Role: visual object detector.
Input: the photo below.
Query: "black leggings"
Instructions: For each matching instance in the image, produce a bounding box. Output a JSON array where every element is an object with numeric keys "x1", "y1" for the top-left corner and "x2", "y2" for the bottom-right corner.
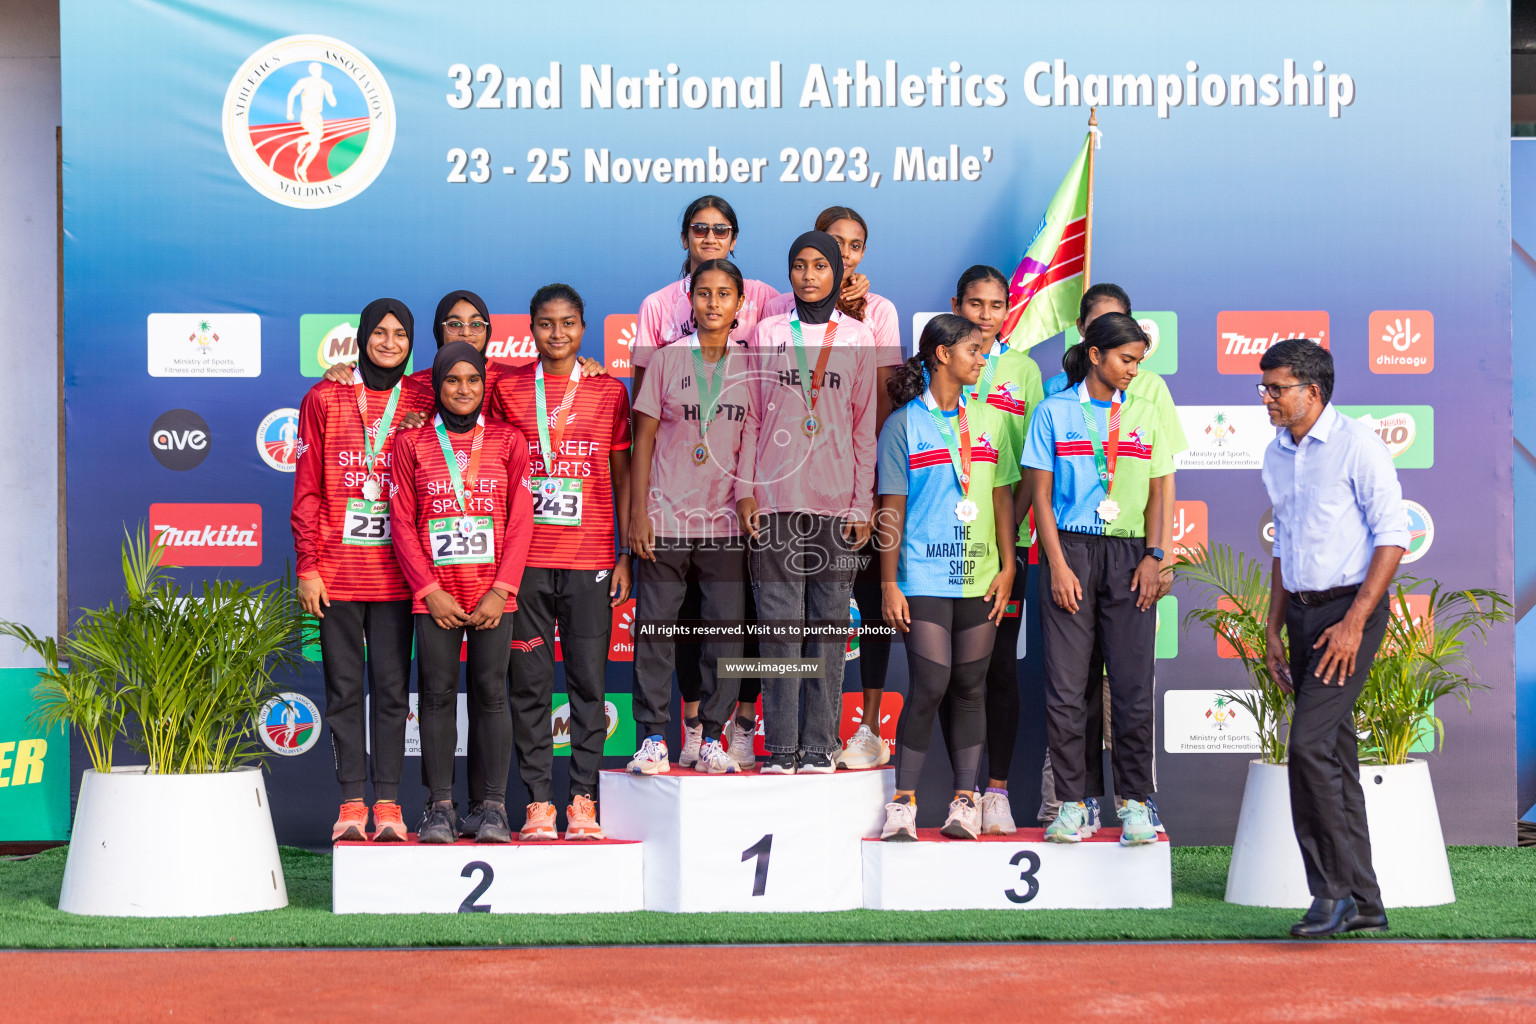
[
  {"x1": 893, "y1": 595, "x2": 996, "y2": 793},
  {"x1": 416, "y1": 611, "x2": 514, "y2": 805},
  {"x1": 940, "y1": 547, "x2": 1024, "y2": 781},
  {"x1": 851, "y1": 546, "x2": 892, "y2": 693}
]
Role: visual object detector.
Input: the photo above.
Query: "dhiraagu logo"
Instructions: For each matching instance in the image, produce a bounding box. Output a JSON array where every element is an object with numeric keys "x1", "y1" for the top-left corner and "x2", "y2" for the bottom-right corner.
[
  {"x1": 1334, "y1": 406, "x2": 1434, "y2": 469},
  {"x1": 551, "y1": 694, "x2": 634, "y2": 756},
  {"x1": 1069, "y1": 311, "x2": 1178, "y2": 375}
]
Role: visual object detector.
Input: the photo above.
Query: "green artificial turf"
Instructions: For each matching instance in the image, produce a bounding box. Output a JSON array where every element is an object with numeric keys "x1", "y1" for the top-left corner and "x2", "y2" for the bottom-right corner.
[{"x1": 0, "y1": 845, "x2": 1531, "y2": 948}]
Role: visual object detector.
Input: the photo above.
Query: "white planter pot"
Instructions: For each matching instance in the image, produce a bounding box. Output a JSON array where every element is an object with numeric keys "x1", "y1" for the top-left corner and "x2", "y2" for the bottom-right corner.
[
  {"x1": 58, "y1": 766, "x2": 287, "y2": 917},
  {"x1": 1225, "y1": 758, "x2": 1454, "y2": 908}
]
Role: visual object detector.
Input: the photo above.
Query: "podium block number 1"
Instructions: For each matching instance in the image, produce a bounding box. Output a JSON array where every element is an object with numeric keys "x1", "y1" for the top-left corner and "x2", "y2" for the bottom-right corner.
[{"x1": 741, "y1": 834, "x2": 773, "y2": 897}]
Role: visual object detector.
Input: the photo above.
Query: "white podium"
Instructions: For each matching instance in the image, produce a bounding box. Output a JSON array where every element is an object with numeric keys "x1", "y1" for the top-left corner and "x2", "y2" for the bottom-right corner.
[
  {"x1": 861, "y1": 828, "x2": 1173, "y2": 910},
  {"x1": 601, "y1": 766, "x2": 895, "y2": 912},
  {"x1": 332, "y1": 835, "x2": 644, "y2": 914}
]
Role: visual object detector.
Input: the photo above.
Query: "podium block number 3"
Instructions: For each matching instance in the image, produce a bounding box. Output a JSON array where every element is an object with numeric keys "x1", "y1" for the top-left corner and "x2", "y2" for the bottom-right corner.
[
  {"x1": 741, "y1": 834, "x2": 773, "y2": 897},
  {"x1": 1005, "y1": 850, "x2": 1041, "y2": 904},
  {"x1": 459, "y1": 861, "x2": 494, "y2": 913}
]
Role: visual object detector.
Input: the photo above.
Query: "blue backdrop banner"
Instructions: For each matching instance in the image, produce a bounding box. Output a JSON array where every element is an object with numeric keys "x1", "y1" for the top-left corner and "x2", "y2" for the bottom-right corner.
[{"x1": 62, "y1": 0, "x2": 1512, "y2": 846}]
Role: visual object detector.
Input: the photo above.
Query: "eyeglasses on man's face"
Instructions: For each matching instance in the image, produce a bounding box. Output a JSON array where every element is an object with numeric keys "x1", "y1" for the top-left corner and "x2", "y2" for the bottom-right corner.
[{"x1": 1255, "y1": 382, "x2": 1311, "y2": 400}]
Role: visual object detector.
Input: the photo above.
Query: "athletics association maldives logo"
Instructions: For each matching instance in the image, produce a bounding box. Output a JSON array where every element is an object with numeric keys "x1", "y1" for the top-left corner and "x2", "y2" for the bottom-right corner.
[
  {"x1": 1401, "y1": 499, "x2": 1435, "y2": 564},
  {"x1": 257, "y1": 408, "x2": 301, "y2": 472},
  {"x1": 258, "y1": 692, "x2": 321, "y2": 756},
  {"x1": 223, "y1": 35, "x2": 396, "y2": 209}
]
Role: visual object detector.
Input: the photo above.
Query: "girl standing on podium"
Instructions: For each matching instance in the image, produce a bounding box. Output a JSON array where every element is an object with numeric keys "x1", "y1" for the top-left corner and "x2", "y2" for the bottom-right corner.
[
  {"x1": 1022, "y1": 312, "x2": 1169, "y2": 847},
  {"x1": 293, "y1": 298, "x2": 436, "y2": 844},
  {"x1": 876, "y1": 314, "x2": 1017, "y2": 842},
  {"x1": 736, "y1": 231, "x2": 877, "y2": 775},
  {"x1": 626, "y1": 259, "x2": 752, "y2": 776},
  {"x1": 760, "y1": 206, "x2": 904, "y2": 770},
  {"x1": 632, "y1": 196, "x2": 780, "y2": 769},
  {"x1": 390, "y1": 341, "x2": 534, "y2": 844}
]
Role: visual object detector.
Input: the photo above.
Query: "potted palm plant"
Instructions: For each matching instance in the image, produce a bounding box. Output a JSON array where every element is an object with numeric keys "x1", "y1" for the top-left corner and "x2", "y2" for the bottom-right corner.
[
  {"x1": 1174, "y1": 543, "x2": 1507, "y2": 909},
  {"x1": 0, "y1": 526, "x2": 304, "y2": 916}
]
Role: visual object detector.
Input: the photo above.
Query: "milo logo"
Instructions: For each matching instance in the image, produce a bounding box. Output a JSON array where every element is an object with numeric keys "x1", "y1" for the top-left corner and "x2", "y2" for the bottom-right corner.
[
  {"x1": 1358, "y1": 411, "x2": 1416, "y2": 458},
  {"x1": 1337, "y1": 405, "x2": 1434, "y2": 469}
]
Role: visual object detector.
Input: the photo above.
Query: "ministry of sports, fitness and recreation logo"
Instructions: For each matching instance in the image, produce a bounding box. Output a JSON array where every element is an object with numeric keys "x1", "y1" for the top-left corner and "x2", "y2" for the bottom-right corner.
[
  {"x1": 257, "y1": 408, "x2": 301, "y2": 472},
  {"x1": 223, "y1": 35, "x2": 396, "y2": 209},
  {"x1": 258, "y1": 692, "x2": 321, "y2": 756}
]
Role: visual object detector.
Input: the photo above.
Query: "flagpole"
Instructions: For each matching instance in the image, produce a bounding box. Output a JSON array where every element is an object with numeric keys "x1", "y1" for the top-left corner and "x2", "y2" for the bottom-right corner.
[{"x1": 1084, "y1": 108, "x2": 1097, "y2": 289}]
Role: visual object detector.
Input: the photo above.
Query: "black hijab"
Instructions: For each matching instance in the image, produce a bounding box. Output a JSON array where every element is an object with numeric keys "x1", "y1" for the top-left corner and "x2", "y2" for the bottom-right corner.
[
  {"x1": 787, "y1": 230, "x2": 844, "y2": 325},
  {"x1": 356, "y1": 297, "x2": 414, "y2": 391},
  {"x1": 431, "y1": 290, "x2": 491, "y2": 349},
  {"x1": 432, "y1": 341, "x2": 487, "y2": 434}
]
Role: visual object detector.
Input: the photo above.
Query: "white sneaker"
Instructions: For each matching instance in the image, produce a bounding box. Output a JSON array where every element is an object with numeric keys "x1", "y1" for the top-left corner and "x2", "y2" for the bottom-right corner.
[
  {"x1": 724, "y1": 717, "x2": 757, "y2": 770},
  {"x1": 626, "y1": 737, "x2": 669, "y2": 775},
  {"x1": 837, "y1": 724, "x2": 882, "y2": 769},
  {"x1": 881, "y1": 800, "x2": 917, "y2": 841},
  {"x1": 940, "y1": 795, "x2": 981, "y2": 840},
  {"x1": 694, "y1": 737, "x2": 739, "y2": 775},
  {"x1": 876, "y1": 736, "x2": 892, "y2": 766},
  {"x1": 678, "y1": 721, "x2": 703, "y2": 768},
  {"x1": 979, "y1": 791, "x2": 1018, "y2": 835}
]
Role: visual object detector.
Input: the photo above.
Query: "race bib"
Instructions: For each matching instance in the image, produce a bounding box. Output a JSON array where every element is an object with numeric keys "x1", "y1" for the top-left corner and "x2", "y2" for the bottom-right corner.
[
  {"x1": 531, "y1": 477, "x2": 583, "y2": 526},
  {"x1": 428, "y1": 515, "x2": 495, "y2": 566},
  {"x1": 342, "y1": 499, "x2": 391, "y2": 546}
]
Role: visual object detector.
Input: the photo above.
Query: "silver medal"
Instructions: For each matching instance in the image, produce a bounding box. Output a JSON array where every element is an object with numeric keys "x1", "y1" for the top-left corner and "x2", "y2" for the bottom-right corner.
[
  {"x1": 361, "y1": 478, "x2": 381, "y2": 502},
  {"x1": 955, "y1": 499, "x2": 980, "y2": 523},
  {"x1": 457, "y1": 515, "x2": 477, "y2": 537},
  {"x1": 1096, "y1": 499, "x2": 1120, "y2": 524}
]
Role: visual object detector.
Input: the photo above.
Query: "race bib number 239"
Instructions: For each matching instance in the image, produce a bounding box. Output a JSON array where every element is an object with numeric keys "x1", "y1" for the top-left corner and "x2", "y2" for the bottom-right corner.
[{"x1": 428, "y1": 516, "x2": 495, "y2": 566}]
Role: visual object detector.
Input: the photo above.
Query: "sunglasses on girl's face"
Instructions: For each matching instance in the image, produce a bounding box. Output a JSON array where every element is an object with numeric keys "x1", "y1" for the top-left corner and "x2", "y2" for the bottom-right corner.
[{"x1": 689, "y1": 222, "x2": 734, "y2": 239}]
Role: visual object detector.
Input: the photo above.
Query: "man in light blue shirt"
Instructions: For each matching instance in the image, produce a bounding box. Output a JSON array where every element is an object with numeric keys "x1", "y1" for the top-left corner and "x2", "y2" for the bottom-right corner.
[{"x1": 1258, "y1": 339, "x2": 1408, "y2": 939}]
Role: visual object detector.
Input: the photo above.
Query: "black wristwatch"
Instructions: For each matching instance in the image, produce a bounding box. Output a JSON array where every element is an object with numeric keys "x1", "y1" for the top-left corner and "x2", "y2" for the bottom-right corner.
[
  {"x1": 1143, "y1": 547, "x2": 1165, "y2": 562},
  {"x1": 616, "y1": 546, "x2": 633, "y2": 558}
]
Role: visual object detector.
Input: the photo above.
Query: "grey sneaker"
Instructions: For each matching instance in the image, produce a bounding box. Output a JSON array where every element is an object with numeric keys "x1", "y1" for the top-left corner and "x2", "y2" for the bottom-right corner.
[
  {"x1": 457, "y1": 801, "x2": 484, "y2": 839},
  {"x1": 725, "y1": 717, "x2": 757, "y2": 770},
  {"x1": 678, "y1": 721, "x2": 704, "y2": 768},
  {"x1": 979, "y1": 791, "x2": 1018, "y2": 835},
  {"x1": 476, "y1": 801, "x2": 512, "y2": 844},
  {"x1": 417, "y1": 801, "x2": 457, "y2": 844}
]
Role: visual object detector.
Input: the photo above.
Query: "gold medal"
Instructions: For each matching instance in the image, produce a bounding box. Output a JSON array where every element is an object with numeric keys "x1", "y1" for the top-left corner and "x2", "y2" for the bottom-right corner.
[
  {"x1": 692, "y1": 442, "x2": 709, "y2": 465},
  {"x1": 802, "y1": 414, "x2": 821, "y2": 436}
]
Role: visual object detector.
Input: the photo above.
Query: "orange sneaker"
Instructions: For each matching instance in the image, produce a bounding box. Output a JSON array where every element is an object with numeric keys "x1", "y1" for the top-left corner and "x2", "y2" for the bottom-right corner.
[
  {"x1": 519, "y1": 801, "x2": 558, "y2": 841},
  {"x1": 565, "y1": 794, "x2": 604, "y2": 840},
  {"x1": 332, "y1": 800, "x2": 368, "y2": 843},
  {"x1": 372, "y1": 800, "x2": 407, "y2": 842}
]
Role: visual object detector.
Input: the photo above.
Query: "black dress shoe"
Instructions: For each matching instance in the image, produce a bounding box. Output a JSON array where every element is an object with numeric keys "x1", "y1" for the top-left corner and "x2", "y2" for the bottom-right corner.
[
  {"x1": 1343, "y1": 908, "x2": 1390, "y2": 933},
  {"x1": 1290, "y1": 896, "x2": 1357, "y2": 937}
]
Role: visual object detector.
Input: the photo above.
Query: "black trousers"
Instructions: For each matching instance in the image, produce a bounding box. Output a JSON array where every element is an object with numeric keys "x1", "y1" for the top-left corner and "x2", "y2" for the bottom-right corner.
[
  {"x1": 1039, "y1": 533, "x2": 1156, "y2": 804},
  {"x1": 509, "y1": 566, "x2": 613, "y2": 804},
  {"x1": 679, "y1": 575, "x2": 761, "y2": 706},
  {"x1": 1286, "y1": 591, "x2": 1389, "y2": 912},
  {"x1": 851, "y1": 546, "x2": 894, "y2": 694},
  {"x1": 634, "y1": 538, "x2": 746, "y2": 741},
  {"x1": 416, "y1": 612, "x2": 514, "y2": 805},
  {"x1": 317, "y1": 598, "x2": 412, "y2": 802}
]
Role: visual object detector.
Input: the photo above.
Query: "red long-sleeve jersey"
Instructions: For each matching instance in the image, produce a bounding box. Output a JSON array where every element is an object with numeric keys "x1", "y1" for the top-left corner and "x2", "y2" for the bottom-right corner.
[
  {"x1": 390, "y1": 419, "x2": 534, "y2": 615},
  {"x1": 291, "y1": 374, "x2": 436, "y2": 601}
]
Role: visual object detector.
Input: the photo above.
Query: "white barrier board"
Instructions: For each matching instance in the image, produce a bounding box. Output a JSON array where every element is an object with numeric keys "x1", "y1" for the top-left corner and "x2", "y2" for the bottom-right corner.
[
  {"x1": 862, "y1": 828, "x2": 1172, "y2": 910},
  {"x1": 332, "y1": 835, "x2": 644, "y2": 914},
  {"x1": 601, "y1": 766, "x2": 894, "y2": 913}
]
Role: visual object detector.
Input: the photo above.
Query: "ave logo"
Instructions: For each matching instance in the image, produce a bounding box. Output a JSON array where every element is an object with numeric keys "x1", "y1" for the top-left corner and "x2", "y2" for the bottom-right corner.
[
  {"x1": 1215, "y1": 311, "x2": 1329, "y2": 374},
  {"x1": 149, "y1": 409, "x2": 210, "y2": 471}
]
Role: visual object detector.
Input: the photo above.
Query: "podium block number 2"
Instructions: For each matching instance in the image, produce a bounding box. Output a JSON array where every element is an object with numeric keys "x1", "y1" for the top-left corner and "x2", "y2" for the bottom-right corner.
[
  {"x1": 459, "y1": 861, "x2": 494, "y2": 913},
  {"x1": 741, "y1": 834, "x2": 773, "y2": 896}
]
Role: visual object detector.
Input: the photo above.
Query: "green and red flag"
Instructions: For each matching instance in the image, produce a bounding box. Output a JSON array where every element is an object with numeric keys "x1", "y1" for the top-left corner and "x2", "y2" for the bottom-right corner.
[{"x1": 1000, "y1": 129, "x2": 1094, "y2": 350}]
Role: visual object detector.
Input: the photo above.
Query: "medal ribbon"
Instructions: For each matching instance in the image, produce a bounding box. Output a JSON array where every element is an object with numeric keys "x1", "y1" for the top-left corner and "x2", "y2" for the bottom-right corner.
[
  {"x1": 689, "y1": 335, "x2": 730, "y2": 436},
  {"x1": 788, "y1": 310, "x2": 840, "y2": 417},
  {"x1": 353, "y1": 373, "x2": 402, "y2": 484},
  {"x1": 534, "y1": 361, "x2": 581, "y2": 472},
  {"x1": 1077, "y1": 384, "x2": 1123, "y2": 495},
  {"x1": 969, "y1": 341, "x2": 1005, "y2": 404},
  {"x1": 433, "y1": 414, "x2": 485, "y2": 516},
  {"x1": 922, "y1": 389, "x2": 973, "y2": 498}
]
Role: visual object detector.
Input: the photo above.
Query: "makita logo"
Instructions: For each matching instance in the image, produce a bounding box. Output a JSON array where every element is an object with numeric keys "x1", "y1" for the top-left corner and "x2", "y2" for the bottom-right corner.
[
  {"x1": 1215, "y1": 311, "x2": 1329, "y2": 374},
  {"x1": 148, "y1": 503, "x2": 263, "y2": 566},
  {"x1": 486, "y1": 314, "x2": 538, "y2": 367}
]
